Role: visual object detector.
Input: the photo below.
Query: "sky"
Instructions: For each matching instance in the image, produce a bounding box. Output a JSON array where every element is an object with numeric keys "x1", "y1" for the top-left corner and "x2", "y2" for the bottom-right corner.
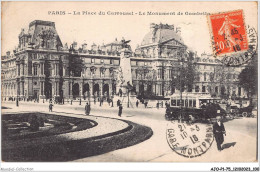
[{"x1": 1, "y1": 1, "x2": 257, "y2": 56}]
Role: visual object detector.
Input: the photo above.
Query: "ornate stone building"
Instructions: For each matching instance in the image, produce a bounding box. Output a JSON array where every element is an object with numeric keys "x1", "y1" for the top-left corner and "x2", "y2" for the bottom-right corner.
[
  {"x1": 1, "y1": 20, "x2": 247, "y2": 101},
  {"x1": 193, "y1": 53, "x2": 246, "y2": 98}
]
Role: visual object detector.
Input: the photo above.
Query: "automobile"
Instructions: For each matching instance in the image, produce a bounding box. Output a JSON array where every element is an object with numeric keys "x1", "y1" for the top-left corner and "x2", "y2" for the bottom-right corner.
[
  {"x1": 239, "y1": 105, "x2": 254, "y2": 117},
  {"x1": 230, "y1": 106, "x2": 240, "y2": 116}
]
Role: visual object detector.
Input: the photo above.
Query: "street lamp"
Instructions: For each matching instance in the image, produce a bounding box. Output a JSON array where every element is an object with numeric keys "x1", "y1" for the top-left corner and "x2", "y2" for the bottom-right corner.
[{"x1": 179, "y1": 58, "x2": 184, "y2": 122}]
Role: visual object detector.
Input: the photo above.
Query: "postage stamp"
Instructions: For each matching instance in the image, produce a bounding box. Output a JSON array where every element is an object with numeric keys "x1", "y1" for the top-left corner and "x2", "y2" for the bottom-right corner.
[
  {"x1": 207, "y1": 9, "x2": 257, "y2": 66},
  {"x1": 166, "y1": 121, "x2": 214, "y2": 158}
]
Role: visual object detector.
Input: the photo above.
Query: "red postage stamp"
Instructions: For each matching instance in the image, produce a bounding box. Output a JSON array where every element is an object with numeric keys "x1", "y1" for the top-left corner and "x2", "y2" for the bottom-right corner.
[{"x1": 208, "y1": 9, "x2": 248, "y2": 57}]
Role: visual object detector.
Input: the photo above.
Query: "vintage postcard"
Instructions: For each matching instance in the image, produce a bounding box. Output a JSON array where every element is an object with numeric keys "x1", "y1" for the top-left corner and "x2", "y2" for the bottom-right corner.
[{"x1": 1, "y1": 1, "x2": 258, "y2": 171}]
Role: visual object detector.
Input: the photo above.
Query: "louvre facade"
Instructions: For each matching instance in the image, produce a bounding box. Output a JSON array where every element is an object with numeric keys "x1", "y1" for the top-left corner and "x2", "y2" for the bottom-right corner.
[{"x1": 1, "y1": 20, "x2": 247, "y2": 101}]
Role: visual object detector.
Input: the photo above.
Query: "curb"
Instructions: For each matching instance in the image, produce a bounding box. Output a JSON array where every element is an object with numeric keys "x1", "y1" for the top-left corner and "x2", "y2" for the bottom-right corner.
[{"x1": 2, "y1": 112, "x2": 153, "y2": 162}]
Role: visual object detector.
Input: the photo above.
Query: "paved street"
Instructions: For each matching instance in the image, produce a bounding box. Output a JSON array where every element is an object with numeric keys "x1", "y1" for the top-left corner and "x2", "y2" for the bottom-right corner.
[{"x1": 2, "y1": 101, "x2": 257, "y2": 162}]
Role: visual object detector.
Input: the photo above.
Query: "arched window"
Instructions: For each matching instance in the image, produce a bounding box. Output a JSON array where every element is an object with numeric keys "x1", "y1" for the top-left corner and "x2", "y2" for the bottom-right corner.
[{"x1": 215, "y1": 86, "x2": 218, "y2": 93}]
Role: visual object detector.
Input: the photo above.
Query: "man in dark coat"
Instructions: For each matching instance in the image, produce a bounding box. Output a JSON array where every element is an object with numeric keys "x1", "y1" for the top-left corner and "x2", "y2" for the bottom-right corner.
[
  {"x1": 85, "y1": 102, "x2": 90, "y2": 115},
  {"x1": 213, "y1": 116, "x2": 226, "y2": 151},
  {"x1": 118, "y1": 104, "x2": 123, "y2": 117},
  {"x1": 117, "y1": 99, "x2": 120, "y2": 107},
  {"x1": 49, "y1": 103, "x2": 53, "y2": 112}
]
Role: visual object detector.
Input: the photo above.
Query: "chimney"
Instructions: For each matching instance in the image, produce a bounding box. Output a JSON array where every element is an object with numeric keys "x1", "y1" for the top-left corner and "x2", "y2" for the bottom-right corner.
[
  {"x1": 72, "y1": 41, "x2": 77, "y2": 50},
  {"x1": 82, "y1": 43, "x2": 87, "y2": 51},
  {"x1": 150, "y1": 23, "x2": 156, "y2": 30}
]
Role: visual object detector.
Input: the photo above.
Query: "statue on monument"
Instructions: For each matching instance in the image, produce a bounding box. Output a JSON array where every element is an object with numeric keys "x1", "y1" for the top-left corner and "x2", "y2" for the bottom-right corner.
[{"x1": 120, "y1": 37, "x2": 132, "y2": 55}]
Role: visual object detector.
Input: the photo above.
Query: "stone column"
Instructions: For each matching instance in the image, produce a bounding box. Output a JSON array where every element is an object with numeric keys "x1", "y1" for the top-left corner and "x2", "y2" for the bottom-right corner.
[
  {"x1": 22, "y1": 82, "x2": 24, "y2": 96},
  {"x1": 40, "y1": 63, "x2": 43, "y2": 75},
  {"x1": 16, "y1": 64, "x2": 19, "y2": 76},
  {"x1": 100, "y1": 83, "x2": 103, "y2": 96},
  {"x1": 79, "y1": 82, "x2": 83, "y2": 98},
  {"x1": 52, "y1": 82, "x2": 55, "y2": 96},
  {"x1": 54, "y1": 64, "x2": 56, "y2": 76},
  {"x1": 89, "y1": 82, "x2": 93, "y2": 96},
  {"x1": 40, "y1": 82, "x2": 42, "y2": 95},
  {"x1": 68, "y1": 81, "x2": 71, "y2": 98},
  {"x1": 63, "y1": 66, "x2": 66, "y2": 76},
  {"x1": 21, "y1": 63, "x2": 24, "y2": 76},
  {"x1": 56, "y1": 82, "x2": 59, "y2": 96},
  {"x1": 109, "y1": 83, "x2": 112, "y2": 97},
  {"x1": 42, "y1": 63, "x2": 44, "y2": 75},
  {"x1": 17, "y1": 82, "x2": 20, "y2": 96},
  {"x1": 55, "y1": 82, "x2": 57, "y2": 96},
  {"x1": 56, "y1": 63, "x2": 59, "y2": 76},
  {"x1": 69, "y1": 82, "x2": 73, "y2": 98},
  {"x1": 42, "y1": 82, "x2": 45, "y2": 96}
]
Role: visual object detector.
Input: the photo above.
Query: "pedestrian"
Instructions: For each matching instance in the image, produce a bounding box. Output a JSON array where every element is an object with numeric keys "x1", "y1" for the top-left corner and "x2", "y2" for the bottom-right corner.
[
  {"x1": 213, "y1": 116, "x2": 226, "y2": 151},
  {"x1": 49, "y1": 103, "x2": 53, "y2": 112},
  {"x1": 118, "y1": 104, "x2": 123, "y2": 117},
  {"x1": 88, "y1": 102, "x2": 91, "y2": 115},
  {"x1": 136, "y1": 100, "x2": 139, "y2": 108},
  {"x1": 117, "y1": 99, "x2": 120, "y2": 107},
  {"x1": 85, "y1": 102, "x2": 90, "y2": 115},
  {"x1": 16, "y1": 98, "x2": 19, "y2": 107},
  {"x1": 144, "y1": 101, "x2": 148, "y2": 108}
]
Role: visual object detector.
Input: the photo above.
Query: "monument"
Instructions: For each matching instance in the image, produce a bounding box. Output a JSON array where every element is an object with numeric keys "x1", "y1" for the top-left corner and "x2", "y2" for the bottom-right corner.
[{"x1": 116, "y1": 39, "x2": 135, "y2": 107}]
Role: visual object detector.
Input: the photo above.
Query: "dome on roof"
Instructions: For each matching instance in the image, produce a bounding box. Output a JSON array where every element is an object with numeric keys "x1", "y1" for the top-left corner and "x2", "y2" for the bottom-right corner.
[{"x1": 141, "y1": 23, "x2": 184, "y2": 46}]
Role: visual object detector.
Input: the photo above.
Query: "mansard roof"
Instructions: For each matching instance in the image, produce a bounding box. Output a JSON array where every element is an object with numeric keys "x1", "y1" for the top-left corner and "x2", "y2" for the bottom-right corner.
[
  {"x1": 27, "y1": 20, "x2": 63, "y2": 48},
  {"x1": 141, "y1": 23, "x2": 184, "y2": 47}
]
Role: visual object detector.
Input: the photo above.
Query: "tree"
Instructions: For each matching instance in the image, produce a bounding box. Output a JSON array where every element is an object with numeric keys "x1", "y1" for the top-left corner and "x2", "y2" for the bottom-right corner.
[
  {"x1": 171, "y1": 52, "x2": 195, "y2": 92},
  {"x1": 68, "y1": 54, "x2": 84, "y2": 77},
  {"x1": 238, "y1": 53, "x2": 258, "y2": 101}
]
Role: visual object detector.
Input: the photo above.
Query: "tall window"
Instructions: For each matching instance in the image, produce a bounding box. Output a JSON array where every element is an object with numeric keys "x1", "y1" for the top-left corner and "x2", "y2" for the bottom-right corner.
[
  {"x1": 158, "y1": 69, "x2": 162, "y2": 79},
  {"x1": 202, "y1": 86, "x2": 206, "y2": 92},
  {"x1": 195, "y1": 86, "x2": 200, "y2": 92},
  {"x1": 204, "y1": 72, "x2": 207, "y2": 81},
  {"x1": 33, "y1": 64, "x2": 38, "y2": 76}
]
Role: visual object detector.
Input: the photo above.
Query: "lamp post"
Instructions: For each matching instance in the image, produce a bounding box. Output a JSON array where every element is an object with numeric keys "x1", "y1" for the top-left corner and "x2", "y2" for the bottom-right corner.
[
  {"x1": 16, "y1": 95, "x2": 19, "y2": 107},
  {"x1": 179, "y1": 58, "x2": 184, "y2": 123},
  {"x1": 127, "y1": 88, "x2": 130, "y2": 108}
]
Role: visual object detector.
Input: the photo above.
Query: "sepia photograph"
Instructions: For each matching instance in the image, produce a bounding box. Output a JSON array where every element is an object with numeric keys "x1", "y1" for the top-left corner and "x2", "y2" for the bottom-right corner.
[{"x1": 1, "y1": 1, "x2": 259, "y2": 171}]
